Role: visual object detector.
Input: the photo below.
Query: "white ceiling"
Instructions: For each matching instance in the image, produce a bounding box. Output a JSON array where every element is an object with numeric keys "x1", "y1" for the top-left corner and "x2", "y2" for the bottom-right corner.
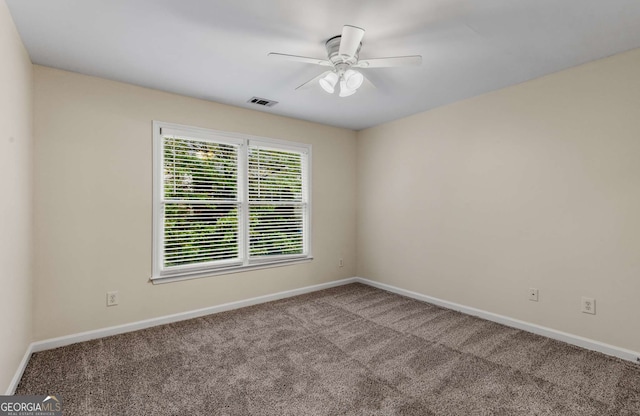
[{"x1": 7, "y1": 0, "x2": 640, "y2": 130}]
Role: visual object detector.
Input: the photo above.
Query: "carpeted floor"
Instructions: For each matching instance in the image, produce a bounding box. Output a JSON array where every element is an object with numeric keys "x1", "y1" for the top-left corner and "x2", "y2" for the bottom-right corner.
[{"x1": 17, "y1": 283, "x2": 640, "y2": 415}]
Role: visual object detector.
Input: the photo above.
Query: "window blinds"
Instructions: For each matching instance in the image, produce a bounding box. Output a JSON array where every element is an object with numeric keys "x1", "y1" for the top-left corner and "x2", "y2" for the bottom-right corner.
[
  {"x1": 162, "y1": 136, "x2": 241, "y2": 268},
  {"x1": 248, "y1": 145, "x2": 306, "y2": 259}
]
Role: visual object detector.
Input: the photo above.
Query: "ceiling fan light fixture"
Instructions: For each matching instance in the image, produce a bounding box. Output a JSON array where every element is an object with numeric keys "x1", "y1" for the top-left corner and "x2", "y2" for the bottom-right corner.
[
  {"x1": 319, "y1": 72, "x2": 338, "y2": 93},
  {"x1": 344, "y1": 69, "x2": 364, "y2": 90},
  {"x1": 339, "y1": 79, "x2": 356, "y2": 97}
]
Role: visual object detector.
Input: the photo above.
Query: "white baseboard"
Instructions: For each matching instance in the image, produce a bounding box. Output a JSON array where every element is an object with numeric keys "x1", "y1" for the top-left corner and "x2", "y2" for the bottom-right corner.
[
  {"x1": 5, "y1": 343, "x2": 34, "y2": 395},
  {"x1": 30, "y1": 277, "x2": 357, "y2": 354},
  {"x1": 355, "y1": 277, "x2": 640, "y2": 364},
  {"x1": 9, "y1": 274, "x2": 639, "y2": 394}
]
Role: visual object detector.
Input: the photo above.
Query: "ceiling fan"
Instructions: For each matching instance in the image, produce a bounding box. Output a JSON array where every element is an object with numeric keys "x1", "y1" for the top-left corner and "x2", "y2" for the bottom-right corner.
[{"x1": 268, "y1": 25, "x2": 422, "y2": 97}]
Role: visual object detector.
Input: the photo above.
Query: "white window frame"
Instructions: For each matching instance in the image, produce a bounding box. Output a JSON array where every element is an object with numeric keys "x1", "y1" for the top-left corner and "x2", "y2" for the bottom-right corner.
[{"x1": 152, "y1": 121, "x2": 312, "y2": 283}]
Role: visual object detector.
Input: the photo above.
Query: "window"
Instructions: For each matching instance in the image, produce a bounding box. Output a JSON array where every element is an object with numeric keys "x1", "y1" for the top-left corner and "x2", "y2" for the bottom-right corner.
[{"x1": 152, "y1": 122, "x2": 311, "y2": 281}]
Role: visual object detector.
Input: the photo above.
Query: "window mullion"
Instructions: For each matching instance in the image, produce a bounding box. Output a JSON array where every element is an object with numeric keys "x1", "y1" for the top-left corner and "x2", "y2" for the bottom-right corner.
[
  {"x1": 302, "y1": 150, "x2": 310, "y2": 256},
  {"x1": 239, "y1": 141, "x2": 249, "y2": 266}
]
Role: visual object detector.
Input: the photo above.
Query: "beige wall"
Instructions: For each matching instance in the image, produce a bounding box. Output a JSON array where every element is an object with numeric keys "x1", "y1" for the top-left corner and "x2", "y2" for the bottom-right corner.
[
  {"x1": 0, "y1": 1, "x2": 33, "y2": 393},
  {"x1": 357, "y1": 48, "x2": 640, "y2": 352},
  {"x1": 33, "y1": 66, "x2": 357, "y2": 340}
]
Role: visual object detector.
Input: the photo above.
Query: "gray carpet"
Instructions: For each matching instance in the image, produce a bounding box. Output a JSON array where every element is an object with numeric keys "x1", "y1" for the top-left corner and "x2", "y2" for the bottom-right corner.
[{"x1": 16, "y1": 283, "x2": 640, "y2": 415}]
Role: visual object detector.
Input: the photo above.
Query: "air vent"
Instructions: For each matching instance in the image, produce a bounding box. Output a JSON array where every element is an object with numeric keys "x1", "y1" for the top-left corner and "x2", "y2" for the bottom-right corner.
[{"x1": 247, "y1": 96, "x2": 278, "y2": 107}]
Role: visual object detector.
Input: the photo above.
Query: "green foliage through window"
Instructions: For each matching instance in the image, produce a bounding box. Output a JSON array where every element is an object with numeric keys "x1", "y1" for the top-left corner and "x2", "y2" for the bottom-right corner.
[
  {"x1": 158, "y1": 133, "x2": 309, "y2": 273},
  {"x1": 163, "y1": 137, "x2": 239, "y2": 267},
  {"x1": 248, "y1": 147, "x2": 304, "y2": 257}
]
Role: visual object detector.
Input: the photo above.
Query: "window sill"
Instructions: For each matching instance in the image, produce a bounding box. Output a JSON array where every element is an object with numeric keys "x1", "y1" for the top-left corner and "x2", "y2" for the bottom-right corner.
[{"x1": 150, "y1": 256, "x2": 314, "y2": 285}]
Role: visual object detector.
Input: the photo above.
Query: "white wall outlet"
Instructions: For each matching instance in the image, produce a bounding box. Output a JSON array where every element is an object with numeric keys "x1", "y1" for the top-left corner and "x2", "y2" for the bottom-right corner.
[
  {"x1": 339, "y1": 258, "x2": 344, "y2": 267},
  {"x1": 581, "y1": 297, "x2": 595, "y2": 314},
  {"x1": 107, "y1": 291, "x2": 119, "y2": 307},
  {"x1": 528, "y1": 288, "x2": 539, "y2": 302}
]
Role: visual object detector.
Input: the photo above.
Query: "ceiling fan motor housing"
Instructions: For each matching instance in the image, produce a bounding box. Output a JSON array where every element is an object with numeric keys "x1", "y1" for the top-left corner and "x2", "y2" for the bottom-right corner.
[{"x1": 326, "y1": 35, "x2": 361, "y2": 67}]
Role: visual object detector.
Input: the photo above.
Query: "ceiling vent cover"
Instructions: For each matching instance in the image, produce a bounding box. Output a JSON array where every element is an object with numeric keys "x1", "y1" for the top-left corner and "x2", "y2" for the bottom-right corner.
[{"x1": 247, "y1": 96, "x2": 278, "y2": 107}]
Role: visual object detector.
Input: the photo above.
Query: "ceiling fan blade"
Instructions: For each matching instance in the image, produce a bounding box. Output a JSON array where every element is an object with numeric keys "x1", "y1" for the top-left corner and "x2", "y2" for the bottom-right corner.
[
  {"x1": 354, "y1": 55, "x2": 422, "y2": 68},
  {"x1": 338, "y1": 25, "x2": 365, "y2": 58},
  {"x1": 268, "y1": 53, "x2": 332, "y2": 66},
  {"x1": 295, "y1": 70, "x2": 332, "y2": 90}
]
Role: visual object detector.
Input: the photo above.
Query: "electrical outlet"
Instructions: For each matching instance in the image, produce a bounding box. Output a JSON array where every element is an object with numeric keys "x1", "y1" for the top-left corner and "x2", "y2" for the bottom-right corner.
[
  {"x1": 581, "y1": 297, "x2": 595, "y2": 314},
  {"x1": 528, "y1": 288, "x2": 539, "y2": 302},
  {"x1": 107, "y1": 291, "x2": 119, "y2": 307},
  {"x1": 339, "y1": 258, "x2": 344, "y2": 267}
]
